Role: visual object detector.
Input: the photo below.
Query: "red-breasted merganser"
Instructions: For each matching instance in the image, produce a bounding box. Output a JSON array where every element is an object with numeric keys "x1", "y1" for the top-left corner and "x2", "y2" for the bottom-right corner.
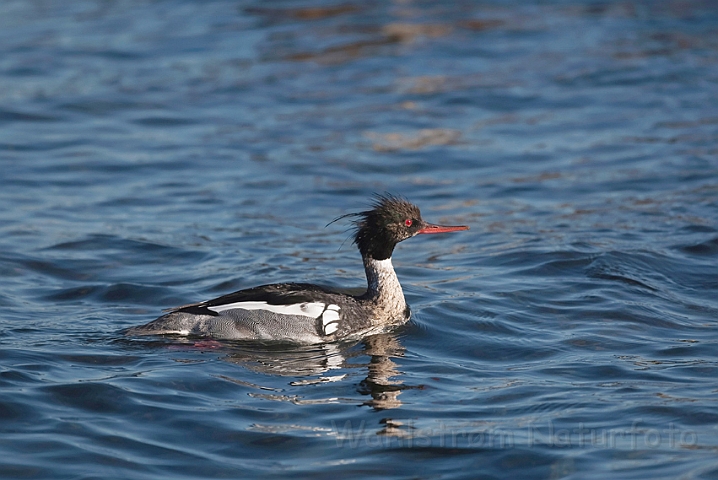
[{"x1": 126, "y1": 194, "x2": 468, "y2": 343}]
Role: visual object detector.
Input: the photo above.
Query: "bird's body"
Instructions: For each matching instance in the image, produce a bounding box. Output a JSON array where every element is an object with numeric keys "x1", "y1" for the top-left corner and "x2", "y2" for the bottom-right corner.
[{"x1": 126, "y1": 195, "x2": 467, "y2": 344}]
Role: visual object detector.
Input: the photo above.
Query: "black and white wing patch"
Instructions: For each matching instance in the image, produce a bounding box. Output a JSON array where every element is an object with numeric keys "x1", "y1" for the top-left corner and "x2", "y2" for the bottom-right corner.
[
  {"x1": 165, "y1": 283, "x2": 345, "y2": 338},
  {"x1": 319, "y1": 304, "x2": 341, "y2": 336},
  {"x1": 206, "y1": 300, "x2": 342, "y2": 337}
]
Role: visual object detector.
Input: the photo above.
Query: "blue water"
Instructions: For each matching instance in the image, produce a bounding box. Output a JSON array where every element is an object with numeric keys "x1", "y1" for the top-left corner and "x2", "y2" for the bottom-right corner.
[{"x1": 1, "y1": 1, "x2": 718, "y2": 478}]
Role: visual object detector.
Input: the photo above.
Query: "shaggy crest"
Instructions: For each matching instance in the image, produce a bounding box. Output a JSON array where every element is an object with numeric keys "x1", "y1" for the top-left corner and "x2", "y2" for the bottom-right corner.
[{"x1": 331, "y1": 194, "x2": 425, "y2": 260}]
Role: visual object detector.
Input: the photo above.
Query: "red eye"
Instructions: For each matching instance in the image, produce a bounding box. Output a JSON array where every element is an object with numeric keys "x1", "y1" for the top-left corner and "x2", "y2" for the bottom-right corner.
[{"x1": 405, "y1": 219, "x2": 413, "y2": 227}]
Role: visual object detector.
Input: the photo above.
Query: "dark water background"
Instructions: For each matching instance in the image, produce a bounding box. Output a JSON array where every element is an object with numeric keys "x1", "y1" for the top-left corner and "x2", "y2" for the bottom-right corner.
[{"x1": 1, "y1": 1, "x2": 718, "y2": 478}]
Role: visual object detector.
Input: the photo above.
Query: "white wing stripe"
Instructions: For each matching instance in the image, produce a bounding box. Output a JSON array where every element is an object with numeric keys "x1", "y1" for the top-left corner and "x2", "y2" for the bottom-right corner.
[
  {"x1": 322, "y1": 309, "x2": 340, "y2": 324},
  {"x1": 321, "y1": 304, "x2": 341, "y2": 335},
  {"x1": 208, "y1": 301, "x2": 326, "y2": 318}
]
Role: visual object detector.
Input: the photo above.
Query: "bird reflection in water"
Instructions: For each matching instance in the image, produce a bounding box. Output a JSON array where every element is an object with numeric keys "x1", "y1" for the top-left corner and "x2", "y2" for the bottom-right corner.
[
  {"x1": 357, "y1": 333, "x2": 406, "y2": 410},
  {"x1": 221, "y1": 332, "x2": 408, "y2": 410}
]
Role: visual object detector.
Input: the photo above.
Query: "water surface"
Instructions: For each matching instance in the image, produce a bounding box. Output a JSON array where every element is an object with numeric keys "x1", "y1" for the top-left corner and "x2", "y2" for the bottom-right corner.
[{"x1": 1, "y1": 1, "x2": 718, "y2": 479}]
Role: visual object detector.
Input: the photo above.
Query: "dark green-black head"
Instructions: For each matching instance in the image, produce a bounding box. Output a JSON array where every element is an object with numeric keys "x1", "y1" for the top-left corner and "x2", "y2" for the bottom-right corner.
[{"x1": 335, "y1": 194, "x2": 469, "y2": 260}]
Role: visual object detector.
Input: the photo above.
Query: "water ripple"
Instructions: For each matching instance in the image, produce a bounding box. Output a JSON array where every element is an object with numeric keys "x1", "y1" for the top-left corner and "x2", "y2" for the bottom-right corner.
[{"x1": 1, "y1": 0, "x2": 717, "y2": 478}]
